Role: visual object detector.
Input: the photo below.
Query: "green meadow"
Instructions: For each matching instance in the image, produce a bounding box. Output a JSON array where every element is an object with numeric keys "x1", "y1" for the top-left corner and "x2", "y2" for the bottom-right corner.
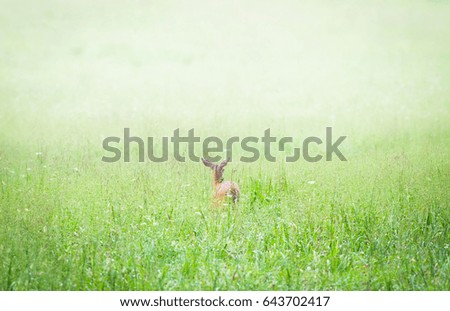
[{"x1": 0, "y1": 0, "x2": 449, "y2": 290}]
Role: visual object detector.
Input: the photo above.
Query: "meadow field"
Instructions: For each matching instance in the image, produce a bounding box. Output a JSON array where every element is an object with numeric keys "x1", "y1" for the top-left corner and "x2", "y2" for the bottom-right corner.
[{"x1": 0, "y1": 0, "x2": 449, "y2": 290}]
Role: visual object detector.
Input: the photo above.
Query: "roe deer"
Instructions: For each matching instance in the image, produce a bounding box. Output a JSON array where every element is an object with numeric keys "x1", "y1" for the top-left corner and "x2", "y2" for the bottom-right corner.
[{"x1": 202, "y1": 158, "x2": 240, "y2": 205}]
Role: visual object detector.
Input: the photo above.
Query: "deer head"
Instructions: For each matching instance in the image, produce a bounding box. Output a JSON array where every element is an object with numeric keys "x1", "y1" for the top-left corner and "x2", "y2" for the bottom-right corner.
[{"x1": 201, "y1": 158, "x2": 229, "y2": 185}]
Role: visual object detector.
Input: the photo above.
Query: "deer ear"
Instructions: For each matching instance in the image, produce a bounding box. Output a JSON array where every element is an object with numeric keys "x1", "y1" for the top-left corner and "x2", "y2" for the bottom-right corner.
[
  {"x1": 202, "y1": 158, "x2": 213, "y2": 168},
  {"x1": 218, "y1": 158, "x2": 229, "y2": 169}
]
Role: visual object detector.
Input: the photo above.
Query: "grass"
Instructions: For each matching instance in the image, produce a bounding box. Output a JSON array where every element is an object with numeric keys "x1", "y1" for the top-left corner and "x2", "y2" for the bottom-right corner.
[{"x1": 0, "y1": 0, "x2": 449, "y2": 290}]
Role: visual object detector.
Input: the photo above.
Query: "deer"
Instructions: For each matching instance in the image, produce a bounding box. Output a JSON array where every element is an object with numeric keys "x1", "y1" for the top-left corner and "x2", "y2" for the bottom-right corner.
[{"x1": 201, "y1": 158, "x2": 240, "y2": 206}]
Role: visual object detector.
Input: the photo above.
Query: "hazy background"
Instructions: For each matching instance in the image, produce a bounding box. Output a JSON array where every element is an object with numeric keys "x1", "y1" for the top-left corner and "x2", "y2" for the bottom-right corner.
[{"x1": 1, "y1": 0, "x2": 449, "y2": 145}]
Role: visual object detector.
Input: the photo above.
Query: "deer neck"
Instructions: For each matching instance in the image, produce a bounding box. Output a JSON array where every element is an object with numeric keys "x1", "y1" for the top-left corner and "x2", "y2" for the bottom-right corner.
[{"x1": 212, "y1": 171, "x2": 221, "y2": 189}]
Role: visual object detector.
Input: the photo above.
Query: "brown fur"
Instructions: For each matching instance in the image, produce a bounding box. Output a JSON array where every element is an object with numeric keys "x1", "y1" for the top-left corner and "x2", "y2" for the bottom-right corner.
[{"x1": 202, "y1": 158, "x2": 240, "y2": 205}]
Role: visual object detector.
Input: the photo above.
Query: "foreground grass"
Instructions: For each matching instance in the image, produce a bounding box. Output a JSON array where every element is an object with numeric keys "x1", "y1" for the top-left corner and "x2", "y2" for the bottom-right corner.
[{"x1": 1, "y1": 127, "x2": 449, "y2": 290}]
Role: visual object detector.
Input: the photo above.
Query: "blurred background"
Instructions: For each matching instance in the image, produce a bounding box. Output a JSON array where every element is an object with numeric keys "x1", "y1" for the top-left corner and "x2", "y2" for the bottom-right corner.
[{"x1": 1, "y1": 0, "x2": 449, "y2": 150}]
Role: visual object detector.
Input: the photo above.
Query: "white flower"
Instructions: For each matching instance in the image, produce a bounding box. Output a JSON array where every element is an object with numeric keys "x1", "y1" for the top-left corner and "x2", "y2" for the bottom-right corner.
[{"x1": 307, "y1": 180, "x2": 316, "y2": 185}]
